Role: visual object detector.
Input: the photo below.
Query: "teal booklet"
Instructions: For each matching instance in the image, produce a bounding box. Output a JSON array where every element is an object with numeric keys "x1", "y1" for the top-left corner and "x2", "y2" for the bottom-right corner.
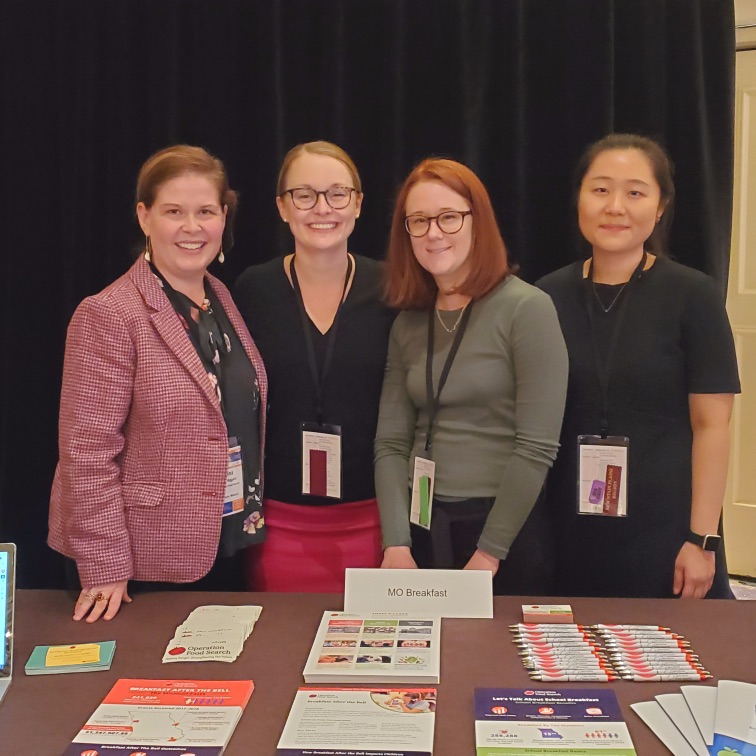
[{"x1": 25, "y1": 640, "x2": 116, "y2": 675}]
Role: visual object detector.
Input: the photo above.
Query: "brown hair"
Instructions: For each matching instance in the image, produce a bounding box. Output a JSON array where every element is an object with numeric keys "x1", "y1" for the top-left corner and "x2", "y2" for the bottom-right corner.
[
  {"x1": 575, "y1": 133, "x2": 675, "y2": 256},
  {"x1": 276, "y1": 141, "x2": 362, "y2": 195},
  {"x1": 384, "y1": 158, "x2": 512, "y2": 309},
  {"x1": 136, "y1": 145, "x2": 238, "y2": 248}
]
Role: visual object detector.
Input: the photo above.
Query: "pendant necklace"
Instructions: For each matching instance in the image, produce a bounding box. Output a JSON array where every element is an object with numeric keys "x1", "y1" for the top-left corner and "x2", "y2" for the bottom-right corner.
[
  {"x1": 435, "y1": 305, "x2": 467, "y2": 333},
  {"x1": 592, "y1": 281, "x2": 628, "y2": 314}
]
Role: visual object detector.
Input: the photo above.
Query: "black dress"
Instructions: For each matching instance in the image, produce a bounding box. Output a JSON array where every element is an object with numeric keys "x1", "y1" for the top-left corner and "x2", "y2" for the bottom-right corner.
[{"x1": 536, "y1": 258, "x2": 740, "y2": 599}]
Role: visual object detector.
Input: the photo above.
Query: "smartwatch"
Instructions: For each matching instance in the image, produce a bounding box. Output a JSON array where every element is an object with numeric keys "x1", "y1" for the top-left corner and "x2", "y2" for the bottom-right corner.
[{"x1": 686, "y1": 531, "x2": 722, "y2": 552}]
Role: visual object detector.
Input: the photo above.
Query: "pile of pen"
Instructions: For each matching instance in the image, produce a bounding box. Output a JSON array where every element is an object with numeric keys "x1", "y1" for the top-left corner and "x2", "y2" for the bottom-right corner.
[{"x1": 511, "y1": 623, "x2": 711, "y2": 683}]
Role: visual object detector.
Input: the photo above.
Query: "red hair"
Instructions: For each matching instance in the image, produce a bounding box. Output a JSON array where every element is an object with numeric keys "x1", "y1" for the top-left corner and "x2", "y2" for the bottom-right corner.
[{"x1": 384, "y1": 158, "x2": 511, "y2": 309}]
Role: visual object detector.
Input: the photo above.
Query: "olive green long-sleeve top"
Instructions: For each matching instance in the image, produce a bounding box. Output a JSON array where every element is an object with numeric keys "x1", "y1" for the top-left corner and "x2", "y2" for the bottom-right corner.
[{"x1": 374, "y1": 275, "x2": 568, "y2": 560}]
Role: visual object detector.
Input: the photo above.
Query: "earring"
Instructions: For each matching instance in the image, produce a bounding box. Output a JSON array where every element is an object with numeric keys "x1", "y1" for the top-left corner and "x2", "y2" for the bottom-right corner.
[
  {"x1": 218, "y1": 244, "x2": 225, "y2": 264},
  {"x1": 144, "y1": 236, "x2": 152, "y2": 262}
]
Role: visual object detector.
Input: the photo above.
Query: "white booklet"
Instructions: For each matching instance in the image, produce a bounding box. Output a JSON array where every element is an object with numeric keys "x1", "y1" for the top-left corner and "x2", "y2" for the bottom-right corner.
[
  {"x1": 712, "y1": 680, "x2": 756, "y2": 755},
  {"x1": 302, "y1": 611, "x2": 441, "y2": 684},
  {"x1": 277, "y1": 687, "x2": 436, "y2": 755},
  {"x1": 680, "y1": 685, "x2": 717, "y2": 750},
  {"x1": 655, "y1": 693, "x2": 709, "y2": 756}
]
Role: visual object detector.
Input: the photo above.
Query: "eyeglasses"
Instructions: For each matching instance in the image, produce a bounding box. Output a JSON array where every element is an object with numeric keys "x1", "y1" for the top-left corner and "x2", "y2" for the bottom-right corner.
[
  {"x1": 404, "y1": 210, "x2": 472, "y2": 237},
  {"x1": 281, "y1": 186, "x2": 357, "y2": 210}
]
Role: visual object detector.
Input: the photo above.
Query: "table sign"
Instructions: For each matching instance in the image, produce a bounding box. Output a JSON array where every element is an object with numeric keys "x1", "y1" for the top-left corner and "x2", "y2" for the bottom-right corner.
[{"x1": 344, "y1": 568, "x2": 493, "y2": 618}]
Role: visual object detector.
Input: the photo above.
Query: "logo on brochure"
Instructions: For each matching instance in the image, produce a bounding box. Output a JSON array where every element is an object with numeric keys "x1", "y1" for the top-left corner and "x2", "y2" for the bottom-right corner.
[
  {"x1": 538, "y1": 728, "x2": 564, "y2": 739},
  {"x1": 538, "y1": 707, "x2": 555, "y2": 715},
  {"x1": 585, "y1": 707, "x2": 603, "y2": 716},
  {"x1": 80, "y1": 751, "x2": 99, "y2": 756},
  {"x1": 491, "y1": 706, "x2": 508, "y2": 714},
  {"x1": 167, "y1": 646, "x2": 187, "y2": 656}
]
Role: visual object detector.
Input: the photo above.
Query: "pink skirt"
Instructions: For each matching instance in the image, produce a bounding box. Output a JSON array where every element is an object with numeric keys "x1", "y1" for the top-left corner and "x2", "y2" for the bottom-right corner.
[{"x1": 245, "y1": 498, "x2": 383, "y2": 593}]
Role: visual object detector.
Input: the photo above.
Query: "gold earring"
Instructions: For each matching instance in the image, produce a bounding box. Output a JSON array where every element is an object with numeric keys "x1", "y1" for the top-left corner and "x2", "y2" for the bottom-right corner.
[
  {"x1": 218, "y1": 244, "x2": 225, "y2": 264},
  {"x1": 144, "y1": 237, "x2": 152, "y2": 262}
]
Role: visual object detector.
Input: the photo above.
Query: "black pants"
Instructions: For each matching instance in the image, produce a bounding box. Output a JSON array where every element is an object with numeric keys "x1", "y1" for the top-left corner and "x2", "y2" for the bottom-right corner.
[{"x1": 409, "y1": 492, "x2": 555, "y2": 596}]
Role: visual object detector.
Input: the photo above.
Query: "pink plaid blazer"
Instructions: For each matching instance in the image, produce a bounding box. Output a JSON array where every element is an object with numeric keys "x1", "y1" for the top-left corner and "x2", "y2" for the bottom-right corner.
[{"x1": 49, "y1": 257, "x2": 267, "y2": 587}]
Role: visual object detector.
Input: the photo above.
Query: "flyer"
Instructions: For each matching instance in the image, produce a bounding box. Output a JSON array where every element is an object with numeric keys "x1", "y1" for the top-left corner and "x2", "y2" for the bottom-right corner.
[
  {"x1": 63, "y1": 678, "x2": 253, "y2": 756},
  {"x1": 303, "y1": 612, "x2": 440, "y2": 684},
  {"x1": 277, "y1": 686, "x2": 436, "y2": 756},
  {"x1": 475, "y1": 688, "x2": 636, "y2": 755}
]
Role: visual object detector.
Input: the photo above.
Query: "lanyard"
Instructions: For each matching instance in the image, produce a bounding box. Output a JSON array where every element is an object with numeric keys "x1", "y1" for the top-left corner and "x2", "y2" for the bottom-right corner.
[
  {"x1": 290, "y1": 254, "x2": 353, "y2": 426},
  {"x1": 583, "y1": 252, "x2": 647, "y2": 437},
  {"x1": 424, "y1": 302, "x2": 474, "y2": 452},
  {"x1": 150, "y1": 263, "x2": 231, "y2": 413}
]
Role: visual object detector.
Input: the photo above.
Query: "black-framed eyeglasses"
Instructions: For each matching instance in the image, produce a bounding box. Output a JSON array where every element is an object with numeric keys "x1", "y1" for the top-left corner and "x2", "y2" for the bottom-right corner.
[
  {"x1": 404, "y1": 210, "x2": 472, "y2": 237},
  {"x1": 281, "y1": 186, "x2": 357, "y2": 210}
]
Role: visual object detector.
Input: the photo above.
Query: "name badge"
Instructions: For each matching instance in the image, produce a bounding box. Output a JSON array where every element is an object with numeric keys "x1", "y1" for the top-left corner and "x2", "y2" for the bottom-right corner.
[
  {"x1": 301, "y1": 422, "x2": 342, "y2": 499},
  {"x1": 577, "y1": 435, "x2": 629, "y2": 516},
  {"x1": 222, "y1": 443, "x2": 244, "y2": 517},
  {"x1": 410, "y1": 457, "x2": 436, "y2": 529},
  {"x1": 344, "y1": 568, "x2": 493, "y2": 618}
]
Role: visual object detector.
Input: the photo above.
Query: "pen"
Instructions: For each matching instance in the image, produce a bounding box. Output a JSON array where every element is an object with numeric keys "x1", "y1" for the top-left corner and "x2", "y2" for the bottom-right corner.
[
  {"x1": 622, "y1": 673, "x2": 712, "y2": 682},
  {"x1": 529, "y1": 673, "x2": 616, "y2": 682}
]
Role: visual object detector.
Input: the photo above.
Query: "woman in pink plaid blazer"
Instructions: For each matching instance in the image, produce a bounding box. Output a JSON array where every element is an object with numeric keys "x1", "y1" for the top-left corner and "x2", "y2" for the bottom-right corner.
[{"x1": 49, "y1": 146, "x2": 267, "y2": 622}]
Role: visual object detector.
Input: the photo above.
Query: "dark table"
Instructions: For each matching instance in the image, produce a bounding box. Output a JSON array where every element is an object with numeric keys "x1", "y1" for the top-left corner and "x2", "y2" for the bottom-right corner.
[{"x1": 2, "y1": 590, "x2": 754, "y2": 754}]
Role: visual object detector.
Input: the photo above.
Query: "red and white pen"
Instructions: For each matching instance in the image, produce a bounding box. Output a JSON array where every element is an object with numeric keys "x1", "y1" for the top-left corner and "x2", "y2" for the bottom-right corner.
[{"x1": 530, "y1": 672, "x2": 617, "y2": 682}]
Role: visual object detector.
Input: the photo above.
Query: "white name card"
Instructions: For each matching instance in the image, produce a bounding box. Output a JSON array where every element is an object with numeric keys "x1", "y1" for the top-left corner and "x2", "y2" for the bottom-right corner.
[{"x1": 344, "y1": 568, "x2": 493, "y2": 618}]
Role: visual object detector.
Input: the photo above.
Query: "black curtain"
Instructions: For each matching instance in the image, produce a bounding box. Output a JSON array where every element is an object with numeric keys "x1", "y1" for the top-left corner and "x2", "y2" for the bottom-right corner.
[{"x1": 1, "y1": 0, "x2": 735, "y2": 588}]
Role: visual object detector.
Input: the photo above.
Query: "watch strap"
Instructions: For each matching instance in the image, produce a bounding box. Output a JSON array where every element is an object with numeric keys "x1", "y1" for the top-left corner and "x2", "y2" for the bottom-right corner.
[{"x1": 686, "y1": 530, "x2": 721, "y2": 552}]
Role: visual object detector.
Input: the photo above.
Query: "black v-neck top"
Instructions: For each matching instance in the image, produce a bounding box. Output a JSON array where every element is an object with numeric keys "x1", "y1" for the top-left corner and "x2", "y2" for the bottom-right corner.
[{"x1": 234, "y1": 255, "x2": 395, "y2": 505}]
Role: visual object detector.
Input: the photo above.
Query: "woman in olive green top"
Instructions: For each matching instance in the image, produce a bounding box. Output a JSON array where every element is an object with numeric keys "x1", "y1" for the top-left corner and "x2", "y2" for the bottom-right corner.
[{"x1": 374, "y1": 158, "x2": 568, "y2": 593}]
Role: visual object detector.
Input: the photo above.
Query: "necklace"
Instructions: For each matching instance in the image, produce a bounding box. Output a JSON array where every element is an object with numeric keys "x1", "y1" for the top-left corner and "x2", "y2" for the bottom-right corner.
[
  {"x1": 592, "y1": 281, "x2": 628, "y2": 314},
  {"x1": 435, "y1": 305, "x2": 467, "y2": 333}
]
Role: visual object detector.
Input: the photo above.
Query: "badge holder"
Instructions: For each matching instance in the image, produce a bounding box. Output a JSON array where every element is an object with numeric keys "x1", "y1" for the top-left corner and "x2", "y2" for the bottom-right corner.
[
  {"x1": 410, "y1": 457, "x2": 436, "y2": 530},
  {"x1": 300, "y1": 422, "x2": 342, "y2": 499},
  {"x1": 577, "y1": 435, "x2": 629, "y2": 517},
  {"x1": 223, "y1": 441, "x2": 245, "y2": 517}
]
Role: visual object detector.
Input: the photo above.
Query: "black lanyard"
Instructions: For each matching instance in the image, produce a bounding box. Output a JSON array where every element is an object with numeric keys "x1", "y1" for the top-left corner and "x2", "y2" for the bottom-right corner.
[
  {"x1": 290, "y1": 254, "x2": 353, "y2": 426},
  {"x1": 424, "y1": 302, "x2": 474, "y2": 452},
  {"x1": 583, "y1": 252, "x2": 647, "y2": 437},
  {"x1": 150, "y1": 263, "x2": 231, "y2": 413}
]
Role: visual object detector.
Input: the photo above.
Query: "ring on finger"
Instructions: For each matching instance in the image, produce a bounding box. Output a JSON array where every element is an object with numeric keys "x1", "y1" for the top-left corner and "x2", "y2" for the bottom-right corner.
[
  {"x1": 85, "y1": 591, "x2": 98, "y2": 602},
  {"x1": 95, "y1": 593, "x2": 107, "y2": 602}
]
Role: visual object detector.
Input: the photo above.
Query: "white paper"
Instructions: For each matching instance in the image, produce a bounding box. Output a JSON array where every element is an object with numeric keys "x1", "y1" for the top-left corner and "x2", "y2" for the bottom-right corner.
[
  {"x1": 655, "y1": 693, "x2": 710, "y2": 756},
  {"x1": 713, "y1": 680, "x2": 756, "y2": 754},
  {"x1": 631, "y1": 701, "x2": 698, "y2": 756},
  {"x1": 680, "y1": 685, "x2": 717, "y2": 747},
  {"x1": 345, "y1": 567, "x2": 493, "y2": 618},
  {"x1": 277, "y1": 687, "x2": 436, "y2": 754}
]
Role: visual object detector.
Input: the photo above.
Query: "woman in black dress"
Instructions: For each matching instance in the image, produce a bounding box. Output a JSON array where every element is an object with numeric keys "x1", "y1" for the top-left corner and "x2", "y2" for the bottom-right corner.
[{"x1": 537, "y1": 134, "x2": 739, "y2": 599}]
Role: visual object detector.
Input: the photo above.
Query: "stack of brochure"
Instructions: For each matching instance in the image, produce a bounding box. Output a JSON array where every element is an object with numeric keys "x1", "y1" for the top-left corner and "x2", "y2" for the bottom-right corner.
[
  {"x1": 162, "y1": 605, "x2": 262, "y2": 663},
  {"x1": 277, "y1": 687, "x2": 436, "y2": 755},
  {"x1": 303, "y1": 611, "x2": 441, "y2": 683},
  {"x1": 25, "y1": 640, "x2": 116, "y2": 675},
  {"x1": 631, "y1": 679, "x2": 756, "y2": 755},
  {"x1": 475, "y1": 688, "x2": 636, "y2": 754},
  {"x1": 64, "y1": 678, "x2": 253, "y2": 756}
]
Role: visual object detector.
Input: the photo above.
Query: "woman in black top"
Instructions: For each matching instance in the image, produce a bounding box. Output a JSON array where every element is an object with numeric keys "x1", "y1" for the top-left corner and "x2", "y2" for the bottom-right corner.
[
  {"x1": 234, "y1": 141, "x2": 394, "y2": 592},
  {"x1": 537, "y1": 134, "x2": 740, "y2": 599}
]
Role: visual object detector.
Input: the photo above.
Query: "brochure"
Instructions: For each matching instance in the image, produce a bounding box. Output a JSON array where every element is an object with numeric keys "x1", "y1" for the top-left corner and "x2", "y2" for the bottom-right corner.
[
  {"x1": 475, "y1": 688, "x2": 636, "y2": 755},
  {"x1": 277, "y1": 686, "x2": 435, "y2": 756},
  {"x1": 712, "y1": 680, "x2": 756, "y2": 756},
  {"x1": 25, "y1": 640, "x2": 116, "y2": 675},
  {"x1": 303, "y1": 611, "x2": 441, "y2": 684},
  {"x1": 63, "y1": 678, "x2": 253, "y2": 756}
]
